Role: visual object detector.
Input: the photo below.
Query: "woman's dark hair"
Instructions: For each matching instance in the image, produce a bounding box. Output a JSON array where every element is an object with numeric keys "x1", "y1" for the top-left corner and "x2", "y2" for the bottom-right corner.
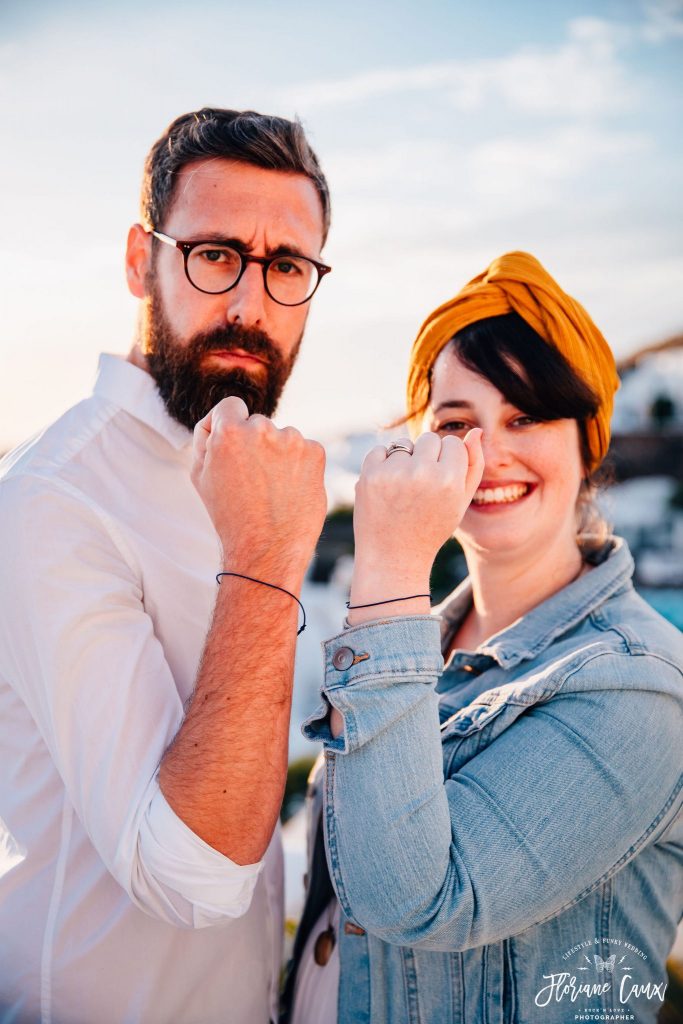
[
  {"x1": 430, "y1": 312, "x2": 613, "y2": 554},
  {"x1": 437, "y1": 312, "x2": 599, "y2": 466}
]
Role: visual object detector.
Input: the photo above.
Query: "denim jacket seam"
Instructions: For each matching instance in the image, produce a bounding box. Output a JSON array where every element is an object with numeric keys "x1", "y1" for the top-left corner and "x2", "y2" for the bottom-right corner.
[
  {"x1": 324, "y1": 667, "x2": 441, "y2": 689},
  {"x1": 323, "y1": 614, "x2": 441, "y2": 646},
  {"x1": 589, "y1": 609, "x2": 648, "y2": 654},
  {"x1": 322, "y1": 752, "x2": 357, "y2": 925},
  {"x1": 628, "y1": 651, "x2": 683, "y2": 680},
  {"x1": 654, "y1": 807, "x2": 683, "y2": 844},
  {"x1": 527, "y1": 769, "x2": 683, "y2": 929},
  {"x1": 495, "y1": 571, "x2": 633, "y2": 664},
  {"x1": 598, "y1": 876, "x2": 613, "y2": 947},
  {"x1": 558, "y1": 647, "x2": 683, "y2": 694},
  {"x1": 324, "y1": 692, "x2": 359, "y2": 751},
  {"x1": 441, "y1": 646, "x2": 681, "y2": 747},
  {"x1": 439, "y1": 654, "x2": 612, "y2": 723},
  {"x1": 449, "y1": 642, "x2": 636, "y2": 713}
]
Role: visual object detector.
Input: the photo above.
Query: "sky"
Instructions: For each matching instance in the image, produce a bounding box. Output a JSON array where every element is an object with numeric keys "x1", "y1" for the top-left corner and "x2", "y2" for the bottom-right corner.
[{"x1": 1, "y1": 0, "x2": 682, "y2": 449}]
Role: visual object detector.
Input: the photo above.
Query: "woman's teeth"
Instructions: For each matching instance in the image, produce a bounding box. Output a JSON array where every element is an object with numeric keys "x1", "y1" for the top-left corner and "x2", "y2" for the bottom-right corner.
[{"x1": 472, "y1": 483, "x2": 530, "y2": 505}]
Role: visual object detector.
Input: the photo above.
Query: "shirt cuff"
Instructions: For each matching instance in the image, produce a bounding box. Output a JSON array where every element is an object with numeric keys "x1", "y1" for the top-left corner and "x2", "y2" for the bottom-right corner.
[
  {"x1": 139, "y1": 788, "x2": 263, "y2": 926},
  {"x1": 302, "y1": 615, "x2": 443, "y2": 754}
]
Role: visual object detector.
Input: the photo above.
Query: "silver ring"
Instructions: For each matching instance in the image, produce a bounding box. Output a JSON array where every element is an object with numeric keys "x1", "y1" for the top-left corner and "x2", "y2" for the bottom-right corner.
[{"x1": 385, "y1": 438, "x2": 414, "y2": 458}]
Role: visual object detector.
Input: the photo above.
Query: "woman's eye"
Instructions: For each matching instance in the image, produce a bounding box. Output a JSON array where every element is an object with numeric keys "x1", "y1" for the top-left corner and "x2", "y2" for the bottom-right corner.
[
  {"x1": 511, "y1": 415, "x2": 540, "y2": 427},
  {"x1": 436, "y1": 421, "x2": 470, "y2": 433}
]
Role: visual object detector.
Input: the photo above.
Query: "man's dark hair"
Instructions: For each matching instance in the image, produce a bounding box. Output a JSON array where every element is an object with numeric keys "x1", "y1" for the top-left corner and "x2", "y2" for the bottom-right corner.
[{"x1": 140, "y1": 107, "x2": 331, "y2": 243}]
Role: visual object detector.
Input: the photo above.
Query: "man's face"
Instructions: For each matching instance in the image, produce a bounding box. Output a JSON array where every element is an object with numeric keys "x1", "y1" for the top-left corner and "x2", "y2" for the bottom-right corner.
[{"x1": 136, "y1": 159, "x2": 325, "y2": 428}]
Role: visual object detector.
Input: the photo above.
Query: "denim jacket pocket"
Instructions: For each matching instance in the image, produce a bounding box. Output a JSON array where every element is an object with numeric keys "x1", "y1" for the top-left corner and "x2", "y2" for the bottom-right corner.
[
  {"x1": 440, "y1": 695, "x2": 526, "y2": 775},
  {"x1": 440, "y1": 696, "x2": 510, "y2": 739}
]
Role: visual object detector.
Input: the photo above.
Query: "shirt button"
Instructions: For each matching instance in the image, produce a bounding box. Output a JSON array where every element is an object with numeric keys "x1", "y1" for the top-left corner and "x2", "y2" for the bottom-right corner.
[{"x1": 332, "y1": 646, "x2": 355, "y2": 671}]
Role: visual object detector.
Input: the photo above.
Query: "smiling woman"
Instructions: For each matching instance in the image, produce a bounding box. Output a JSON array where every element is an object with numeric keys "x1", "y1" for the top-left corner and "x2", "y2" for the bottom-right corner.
[
  {"x1": 284, "y1": 251, "x2": 683, "y2": 1024},
  {"x1": 427, "y1": 311, "x2": 610, "y2": 565}
]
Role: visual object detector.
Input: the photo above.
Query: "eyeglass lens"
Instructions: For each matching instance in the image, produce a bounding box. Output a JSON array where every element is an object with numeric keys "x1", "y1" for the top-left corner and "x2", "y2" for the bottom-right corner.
[{"x1": 186, "y1": 245, "x2": 318, "y2": 304}]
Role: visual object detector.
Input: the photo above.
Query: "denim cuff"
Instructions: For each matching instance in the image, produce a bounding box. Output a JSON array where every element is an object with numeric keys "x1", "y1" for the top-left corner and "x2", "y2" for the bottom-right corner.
[{"x1": 302, "y1": 616, "x2": 443, "y2": 753}]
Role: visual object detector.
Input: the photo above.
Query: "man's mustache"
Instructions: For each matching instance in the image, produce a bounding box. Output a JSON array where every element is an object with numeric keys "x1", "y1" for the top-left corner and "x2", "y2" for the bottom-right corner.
[{"x1": 190, "y1": 326, "x2": 282, "y2": 366}]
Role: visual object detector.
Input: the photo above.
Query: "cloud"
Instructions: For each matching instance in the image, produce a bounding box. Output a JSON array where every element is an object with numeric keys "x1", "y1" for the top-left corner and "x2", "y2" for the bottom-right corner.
[
  {"x1": 322, "y1": 125, "x2": 650, "y2": 248},
  {"x1": 467, "y1": 125, "x2": 650, "y2": 205},
  {"x1": 641, "y1": 0, "x2": 683, "y2": 40},
  {"x1": 284, "y1": 17, "x2": 638, "y2": 117}
]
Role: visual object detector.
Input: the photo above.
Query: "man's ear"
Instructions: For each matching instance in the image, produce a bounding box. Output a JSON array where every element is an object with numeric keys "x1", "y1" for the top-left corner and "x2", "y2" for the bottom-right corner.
[{"x1": 125, "y1": 224, "x2": 152, "y2": 299}]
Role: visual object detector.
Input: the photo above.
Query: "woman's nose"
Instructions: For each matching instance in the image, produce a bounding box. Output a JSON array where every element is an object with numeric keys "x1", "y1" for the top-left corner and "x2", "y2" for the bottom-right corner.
[{"x1": 480, "y1": 428, "x2": 513, "y2": 470}]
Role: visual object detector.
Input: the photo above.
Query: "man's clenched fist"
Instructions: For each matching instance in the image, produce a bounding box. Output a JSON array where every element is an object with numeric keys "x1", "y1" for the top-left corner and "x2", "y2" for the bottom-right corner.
[{"x1": 191, "y1": 397, "x2": 327, "y2": 585}]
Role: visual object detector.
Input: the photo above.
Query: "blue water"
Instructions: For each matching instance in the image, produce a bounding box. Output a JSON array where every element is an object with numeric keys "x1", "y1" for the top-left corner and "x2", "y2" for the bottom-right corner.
[{"x1": 637, "y1": 588, "x2": 683, "y2": 631}]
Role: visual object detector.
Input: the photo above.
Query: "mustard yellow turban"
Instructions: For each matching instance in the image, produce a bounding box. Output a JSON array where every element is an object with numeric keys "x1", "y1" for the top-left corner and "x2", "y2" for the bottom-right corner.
[{"x1": 406, "y1": 251, "x2": 620, "y2": 471}]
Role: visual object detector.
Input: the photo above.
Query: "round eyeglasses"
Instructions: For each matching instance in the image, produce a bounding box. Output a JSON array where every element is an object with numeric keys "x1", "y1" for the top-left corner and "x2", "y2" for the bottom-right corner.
[{"x1": 150, "y1": 230, "x2": 332, "y2": 307}]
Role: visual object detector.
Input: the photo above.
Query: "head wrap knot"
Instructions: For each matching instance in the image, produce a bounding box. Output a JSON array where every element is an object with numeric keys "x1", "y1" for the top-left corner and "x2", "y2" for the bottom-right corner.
[{"x1": 406, "y1": 251, "x2": 620, "y2": 471}]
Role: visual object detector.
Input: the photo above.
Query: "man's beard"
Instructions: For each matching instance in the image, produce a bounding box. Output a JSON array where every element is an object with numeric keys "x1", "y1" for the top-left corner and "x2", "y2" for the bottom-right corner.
[{"x1": 143, "y1": 283, "x2": 301, "y2": 431}]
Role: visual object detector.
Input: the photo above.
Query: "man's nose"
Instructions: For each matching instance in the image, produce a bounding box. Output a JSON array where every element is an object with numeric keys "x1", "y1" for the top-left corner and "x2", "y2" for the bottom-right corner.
[{"x1": 225, "y1": 263, "x2": 267, "y2": 328}]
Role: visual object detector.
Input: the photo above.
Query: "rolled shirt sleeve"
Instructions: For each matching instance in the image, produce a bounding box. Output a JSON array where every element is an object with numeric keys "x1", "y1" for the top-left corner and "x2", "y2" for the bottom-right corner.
[
  {"x1": 0, "y1": 474, "x2": 262, "y2": 928},
  {"x1": 0, "y1": 815, "x2": 26, "y2": 879},
  {"x1": 138, "y1": 788, "x2": 262, "y2": 928}
]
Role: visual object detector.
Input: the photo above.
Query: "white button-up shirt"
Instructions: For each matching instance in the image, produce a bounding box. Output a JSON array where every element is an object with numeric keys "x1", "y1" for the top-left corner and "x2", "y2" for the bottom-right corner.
[{"x1": 0, "y1": 354, "x2": 283, "y2": 1024}]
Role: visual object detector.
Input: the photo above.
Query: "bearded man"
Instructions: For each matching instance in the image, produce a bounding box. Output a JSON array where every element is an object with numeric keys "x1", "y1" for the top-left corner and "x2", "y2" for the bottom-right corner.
[{"x1": 0, "y1": 108, "x2": 331, "y2": 1024}]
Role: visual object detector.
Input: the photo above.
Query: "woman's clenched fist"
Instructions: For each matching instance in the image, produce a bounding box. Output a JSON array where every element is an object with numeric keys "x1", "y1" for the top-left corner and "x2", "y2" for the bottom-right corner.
[{"x1": 348, "y1": 429, "x2": 484, "y2": 620}]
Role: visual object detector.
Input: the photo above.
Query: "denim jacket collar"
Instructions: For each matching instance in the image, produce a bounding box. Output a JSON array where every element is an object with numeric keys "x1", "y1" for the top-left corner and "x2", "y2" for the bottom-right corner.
[{"x1": 437, "y1": 537, "x2": 635, "y2": 670}]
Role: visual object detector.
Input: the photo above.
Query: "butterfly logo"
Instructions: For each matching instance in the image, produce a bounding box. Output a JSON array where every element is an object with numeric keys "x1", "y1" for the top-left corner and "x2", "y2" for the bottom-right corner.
[{"x1": 594, "y1": 954, "x2": 617, "y2": 974}]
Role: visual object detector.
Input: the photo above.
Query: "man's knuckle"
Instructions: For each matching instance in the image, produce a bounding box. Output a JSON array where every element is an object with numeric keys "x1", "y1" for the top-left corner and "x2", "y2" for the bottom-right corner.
[
  {"x1": 222, "y1": 395, "x2": 247, "y2": 412},
  {"x1": 281, "y1": 426, "x2": 302, "y2": 443},
  {"x1": 308, "y1": 440, "x2": 326, "y2": 462}
]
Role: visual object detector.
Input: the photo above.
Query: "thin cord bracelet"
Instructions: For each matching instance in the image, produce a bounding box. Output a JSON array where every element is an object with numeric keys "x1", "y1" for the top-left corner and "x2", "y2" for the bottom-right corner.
[
  {"x1": 216, "y1": 572, "x2": 307, "y2": 635},
  {"x1": 346, "y1": 593, "x2": 431, "y2": 610}
]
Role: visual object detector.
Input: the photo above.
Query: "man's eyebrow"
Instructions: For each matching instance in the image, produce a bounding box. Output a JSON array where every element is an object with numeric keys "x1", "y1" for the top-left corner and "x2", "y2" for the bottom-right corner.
[
  {"x1": 180, "y1": 235, "x2": 311, "y2": 259},
  {"x1": 181, "y1": 234, "x2": 254, "y2": 251},
  {"x1": 265, "y1": 243, "x2": 309, "y2": 259}
]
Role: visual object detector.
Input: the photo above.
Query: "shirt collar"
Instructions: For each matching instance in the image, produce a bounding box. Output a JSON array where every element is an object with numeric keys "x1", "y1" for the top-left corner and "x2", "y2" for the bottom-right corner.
[
  {"x1": 437, "y1": 537, "x2": 635, "y2": 669},
  {"x1": 93, "y1": 353, "x2": 192, "y2": 452}
]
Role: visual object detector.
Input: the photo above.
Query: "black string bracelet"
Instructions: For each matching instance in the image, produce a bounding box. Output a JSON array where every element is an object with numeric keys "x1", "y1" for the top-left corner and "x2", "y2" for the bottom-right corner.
[
  {"x1": 346, "y1": 593, "x2": 431, "y2": 610},
  {"x1": 216, "y1": 572, "x2": 307, "y2": 635}
]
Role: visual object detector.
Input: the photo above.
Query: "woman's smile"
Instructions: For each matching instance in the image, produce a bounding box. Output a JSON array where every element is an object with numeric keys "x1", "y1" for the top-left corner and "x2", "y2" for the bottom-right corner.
[{"x1": 470, "y1": 480, "x2": 536, "y2": 509}]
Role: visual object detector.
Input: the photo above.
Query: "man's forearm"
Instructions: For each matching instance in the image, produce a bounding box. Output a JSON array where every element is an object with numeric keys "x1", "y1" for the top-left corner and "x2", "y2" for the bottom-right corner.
[{"x1": 158, "y1": 570, "x2": 302, "y2": 864}]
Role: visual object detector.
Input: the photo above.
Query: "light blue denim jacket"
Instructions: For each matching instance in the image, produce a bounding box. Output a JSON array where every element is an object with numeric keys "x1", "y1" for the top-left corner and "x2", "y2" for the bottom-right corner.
[{"x1": 302, "y1": 538, "x2": 683, "y2": 1023}]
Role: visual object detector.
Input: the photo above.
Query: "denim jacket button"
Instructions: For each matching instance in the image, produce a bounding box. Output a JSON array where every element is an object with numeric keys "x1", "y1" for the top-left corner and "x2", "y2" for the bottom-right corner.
[
  {"x1": 344, "y1": 921, "x2": 366, "y2": 936},
  {"x1": 332, "y1": 646, "x2": 355, "y2": 670}
]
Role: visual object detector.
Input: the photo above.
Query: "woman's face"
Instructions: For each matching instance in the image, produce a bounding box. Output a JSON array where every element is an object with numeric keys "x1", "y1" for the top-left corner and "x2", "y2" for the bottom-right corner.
[{"x1": 426, "y1": 346, "x2": 585, "y2": 560}]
